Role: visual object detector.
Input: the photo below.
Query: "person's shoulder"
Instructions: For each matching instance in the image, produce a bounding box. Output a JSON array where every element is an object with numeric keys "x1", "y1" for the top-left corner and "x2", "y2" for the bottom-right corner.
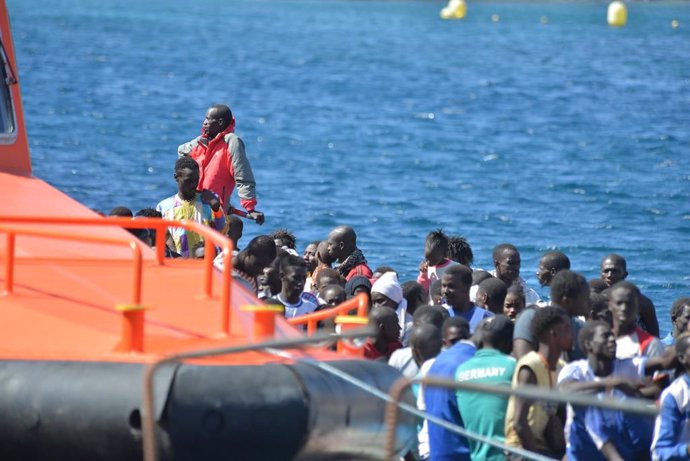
[
  {"x1": 156, "y1": 194, "x2": 176, "y2": 211},
  {"x1": 558, "y1": 358, "x2": 587, "y2": 380},
  {"x1": 389, "y1": 347, "x2": 412, "y2": 366}
]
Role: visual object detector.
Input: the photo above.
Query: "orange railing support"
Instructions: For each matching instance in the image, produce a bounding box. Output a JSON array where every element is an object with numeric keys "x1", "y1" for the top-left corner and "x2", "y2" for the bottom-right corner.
[
  {"x1": 334, "y1": 315, "x2": 369, "y2": 356},
  {"x1": 287, "y1": 292, "x2": 369, "y2": 335},
  {"x1": 240, "y1": 304, "x2": 284, "y2": 341}
]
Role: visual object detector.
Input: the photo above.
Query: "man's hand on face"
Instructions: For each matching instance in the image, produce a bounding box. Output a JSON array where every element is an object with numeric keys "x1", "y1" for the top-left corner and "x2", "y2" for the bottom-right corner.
[
  {"x1": 199, "y1": 189, "x2": 220, "y2": 212},
  {"x1": 246, "y1": 211, "x2": 265, "y2": 225}
]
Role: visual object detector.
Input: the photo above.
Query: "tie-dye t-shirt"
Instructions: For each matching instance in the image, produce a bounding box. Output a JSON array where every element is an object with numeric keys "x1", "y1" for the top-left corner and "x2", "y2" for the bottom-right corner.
[{"x1": 156, "y1": 193, "x2": 226, "y2": 257}]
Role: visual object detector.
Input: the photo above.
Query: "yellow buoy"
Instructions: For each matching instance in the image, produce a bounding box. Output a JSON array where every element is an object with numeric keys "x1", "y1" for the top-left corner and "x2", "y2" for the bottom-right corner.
[
  {"x1": 607, "y1": 1, "x2": 627, "y2": 27},
  {"x1": 671, "y1": 19, "x2": 679, "y2": 29},
  {"x1": 440, "y1": 0, "x2": 466, "y2": 20}
]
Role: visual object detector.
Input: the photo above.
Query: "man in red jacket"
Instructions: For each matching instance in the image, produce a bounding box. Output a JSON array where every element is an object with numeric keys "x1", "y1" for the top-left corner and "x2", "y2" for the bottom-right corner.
[{"x1": 178, "y1": 104, "x2": 264, "y2": 224}]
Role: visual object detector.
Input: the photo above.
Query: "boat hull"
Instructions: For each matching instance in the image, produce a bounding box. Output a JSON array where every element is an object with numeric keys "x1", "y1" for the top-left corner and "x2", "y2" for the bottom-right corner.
[{"x1": 0, "y1": 359, "x2": 416, "y2": 460}]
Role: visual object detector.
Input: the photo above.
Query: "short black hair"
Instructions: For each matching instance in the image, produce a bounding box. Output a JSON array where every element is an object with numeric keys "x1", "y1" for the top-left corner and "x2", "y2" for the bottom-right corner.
[
  {"x1": 492, "y1": 243, "x2": 518, "y2": 261},
  {"x1": 590, "y1": 293, "x2": 609, "y2": 315},
  {"x1": 442, "y1": 316, "x2": 471, "y2": 340},
  {"x1": 448, "y1": 236, "x2": 473, "y2": 265},
  {"x1": 541, "y1": 251, "x2": 571, "y2": 272},
  {"x1": 477, "y1": 277, "x2": 507, "y2": 301},
  {"x1": 413, "y1": 305, "x2": 448, "y2": 328},
  {"x1": 671, "y1": 297, "x2": 690, "y2": 321},
  {"x1": 444, "y1": 264, "x2": 473, "y2": 287},
  {"x1": 578, "y1": 320, "x2": 610, "y2": 352},
  {"x1": 507, "y1": 281, "x2": 525, "y2": 299},
  {"x1": 314, "y1": 268, "x2": 343, "y2": 286},
  {"x1": 589, "y1": 278, "x2": 608, "y2": 294},
  {"x1": 531, "y1": 305, "x2": 568, "y2": 340},
  {"x1": 246, "y1": 235, "x2": 277, "y2": 260},
  {"x1": 472, "y1": 270, "x2": 493, "y2": 286},
  {"x1": 279, "y1": 254, "x2": 306, "y2": 274},
  {"x1": 270, "y1": 229, "x2": 296, "y2": 250},
  {"x1": 602, "y1": 253, "x2": 627, "y2": 271},
  {"x1": 135, "y1": 208, "x2": 162, "y2": 218},
  {"x1": 175, "y1": 155, "x2": 199, "y2": 174},
  {"x1": 109, "y1": 206, "x2": 133, "y2": 217},
  {"x1": 550, "y1": 270, "x2": 587, "y2": 304},
  {"x1": 425, "y1": 229, "x2": 449, "y2": 255},
  {"x1": 610, "y1": 280, "x2": 640, "y2": 298},
  {"x1": 402, "y1": 281, "x2": 428, "y2": 314}
]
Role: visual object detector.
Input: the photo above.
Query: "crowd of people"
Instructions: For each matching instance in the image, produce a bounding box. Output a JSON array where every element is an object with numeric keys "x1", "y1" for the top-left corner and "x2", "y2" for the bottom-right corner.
[{"x1": 102, "y1": 103, "x2": 690, "y2": 461}]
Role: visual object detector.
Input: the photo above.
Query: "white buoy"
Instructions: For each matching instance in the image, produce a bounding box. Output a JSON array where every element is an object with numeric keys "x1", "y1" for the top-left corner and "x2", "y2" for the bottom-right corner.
[
  {"x1": 440, "y1": 0, "x2": 466, "y2": 20},
  {"x1": 491, "y1": 14, "x2": 500, "y2": 23},
  {"x1": 671, "y1": 19, "x2": 679, "y2": 29},
  {"x1": 607, "y1": 1, "x2": 627, "y2": 27}
]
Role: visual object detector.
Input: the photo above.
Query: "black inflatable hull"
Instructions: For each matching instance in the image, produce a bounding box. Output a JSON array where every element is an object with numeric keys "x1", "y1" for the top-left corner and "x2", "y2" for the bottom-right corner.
[{"x1": 0, "y1": 359, "x2": 416, "y2": 460}]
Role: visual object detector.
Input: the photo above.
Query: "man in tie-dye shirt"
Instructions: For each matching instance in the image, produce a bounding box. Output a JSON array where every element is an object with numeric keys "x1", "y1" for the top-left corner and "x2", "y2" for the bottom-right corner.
[{"x1": 156, "y1": 156, "x2": 226, "y2": 257}]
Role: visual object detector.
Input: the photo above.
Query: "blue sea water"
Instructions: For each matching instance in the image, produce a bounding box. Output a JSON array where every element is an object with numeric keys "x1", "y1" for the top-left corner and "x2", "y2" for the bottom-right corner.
[{"x1": 7, "y1": 0, "x2": 690, "y2": 334}]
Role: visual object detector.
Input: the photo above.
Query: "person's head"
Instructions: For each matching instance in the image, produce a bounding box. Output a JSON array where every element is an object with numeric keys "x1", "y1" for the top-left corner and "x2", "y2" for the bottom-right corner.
[
  {"x1": 279, "y1": 254, "x2": 308, "y2": 302},
  {"x1": 448, "y1": 235, "x2": 473, "y2": 266},
  {"x1": 589, "y1": 292, "x2": 612, "y2": 326},
  {"x1": 413, "y1": 305, "x2": 449, "y2": 330},
  {"x1": 402, "y1": 281, "x2": 428, "y2": 316},
  {"x1": 259, "y1": 251, "x2": 288, "y2": 297},
  {"x1": 238, "y1": 235, "x2": 277, "y2": 277},
  {"x1": 536, "y1": 251, "x2": 571, "y2": 287},
  {"x1": 600, "y1": 254, "x2": 628, "y2": 288},
  {"x1": 492, "y1": 243, "x2": 521, "y2": 284},
  {"x1": 270, "y1": 229, "x2": 296, "y2": 251},
  {"x1": 441, "y1": 265, "x2": 472, "y2": 308},
  {"x1": 441, "y1": 316, "x2": 470, "y2": 348},
  {"x1": 174, "y1": 156, "x2": 200, "y2": 200},
  {"x1": 532, "y1": 305, "x2": 573, "y2": 352},
  {"x1": 410, "y1": 324, "x2": 443, "y2": 366},
  {"x1": 316, "y1": 240, "x2": 335, "y2": 266},
  {"x1": 608, "y1": 281, "x2": 640, "y2": 334},
  {"x1": 320, "y1": 284, "x2": 346, "y2": 308},
  {"x1": 327, "y1": 225, "x2": 358, "y2": 262},
  {"x1": 503, "y1": 282, "x2": 526, "y2": 321},
  {"x1": 371, "y1": 271, "x2": 403, "y2": 310},
  {"x1": 429, "y1": 280, "x2": 443, "y2": 306},
  {"x1": 471, "y1": 270, "x2": 493, "y2": 287},
  {"x1": 579, "y1": 320, "x2": 617, "y2": 362},
  {"x1": 227, "y1": 215, "x2": 244, "y2": 249},
  {"x1": 369, "y1": 306, "x2": 400, "y2": 344},
  {"x1": 344, "y1": 275, "x2": 372, "y2": 300},
  {"x1": 550, "y1": 270, "x2": 591, "y2": 317},
  {"x1": 424, "y1": 230, "x2": 449, "y2": 267},
  {"x1": 475, "y1": 277, "x2": 508, "y2": 314},
  {"x1": 478, "y1": 315, "x2": 514, "y2": 354},
  {"x1": 314, "y1": 268, "x2": 344, "y2": 293},
  {"x1": 132, "y1": 209, "x2": 160, "y2": 247},
  {"x1": 109, "y1": 206, "x2": 133, "y2": 217},
  {"x1": 302, "y1": 241, "x2": 319, "y2": 273},
  {"x1": 589, "y1": 278, "x2": 608, "y2": 294},
  {"x1": 675, "y1": 334, "x2": 690, "y2": 374},
  {"x1": 202, "y1": 103, "x2": 233, "y2": 140},
  {"x1": 372, "y1": 266, "x2": 395, "y2": 283},
  {"x1": 671, "y1": 298, "x2": 690, "y2": 337}
]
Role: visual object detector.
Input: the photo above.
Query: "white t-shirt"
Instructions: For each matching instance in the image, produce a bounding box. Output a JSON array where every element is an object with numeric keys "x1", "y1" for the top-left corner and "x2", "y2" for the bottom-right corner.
[
  {"x1": 558, "y1": 358, "x2": 646, "y2": 449},
  {"x1": 277, "y1": 295, "x2": 318, "y2": 319},
  {"x1": 417, "y1": 358, "x2": 437, "y2": 460},
  {"x1": 616, "y1": 330, "x2": 664, "y2": 360},
  {"x1": 388, "y1": 347, "x2": 419, "y2": 379}
]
